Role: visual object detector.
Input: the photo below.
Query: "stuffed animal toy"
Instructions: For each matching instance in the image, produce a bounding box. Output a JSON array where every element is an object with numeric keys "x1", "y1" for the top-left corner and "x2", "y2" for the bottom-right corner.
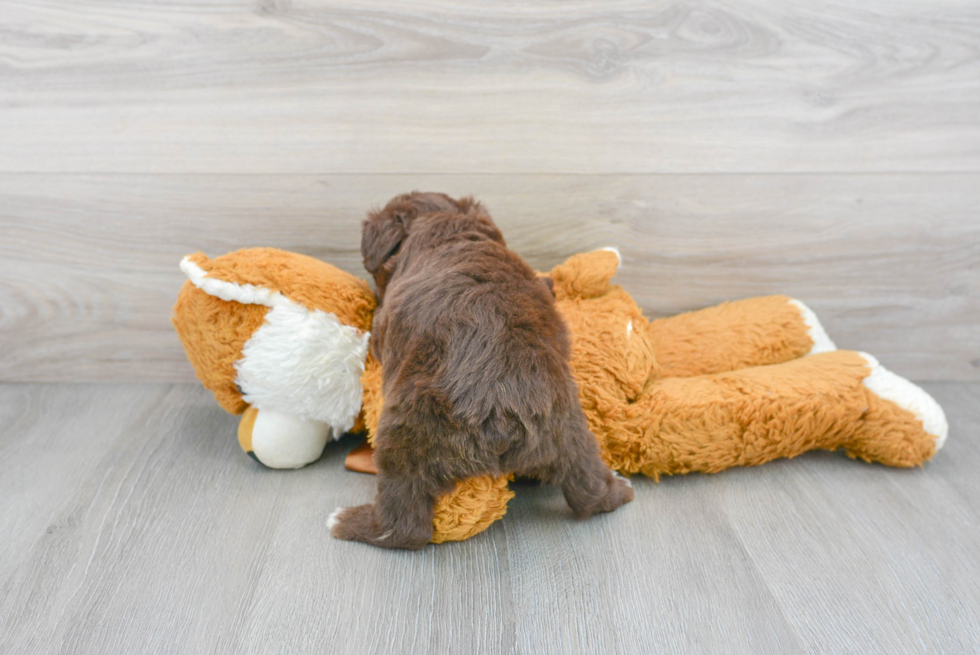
[{"x1": 173, "y1": 247, "x2": 948, "y2": 544}]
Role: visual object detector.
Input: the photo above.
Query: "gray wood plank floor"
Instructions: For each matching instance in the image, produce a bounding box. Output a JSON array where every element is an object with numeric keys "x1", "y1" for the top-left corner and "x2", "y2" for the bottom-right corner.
[{"x1": 2, "y1": 382, "x2": 977, "y2": 654}]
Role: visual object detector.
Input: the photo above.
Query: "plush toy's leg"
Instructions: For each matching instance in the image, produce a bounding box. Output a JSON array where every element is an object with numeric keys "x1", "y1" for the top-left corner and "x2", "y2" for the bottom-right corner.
[
  {"x1": 601, "y1": 350, "x2": 946, "y2": 477},
  {"x1": 237, "y1": 406, "x2": 332, "y2": 469},
  {"x1": 647, "y1": 295, "x2": 836, "y2": 378}
]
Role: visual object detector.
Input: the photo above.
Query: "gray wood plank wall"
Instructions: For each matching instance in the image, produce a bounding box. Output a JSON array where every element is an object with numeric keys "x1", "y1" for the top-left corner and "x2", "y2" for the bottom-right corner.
[
  {"x1": 2, "y1": 0, "x2": 979, "y2": 174},
  {"x1": 1, "y1": 0, "x2": 978, "y2": 382}
]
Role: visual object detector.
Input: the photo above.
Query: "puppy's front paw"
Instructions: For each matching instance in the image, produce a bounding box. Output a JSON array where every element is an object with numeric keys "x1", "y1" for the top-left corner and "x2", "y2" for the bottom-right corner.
[{"x1": 328, "y1": 504, "x2": 381, "y2": 543}]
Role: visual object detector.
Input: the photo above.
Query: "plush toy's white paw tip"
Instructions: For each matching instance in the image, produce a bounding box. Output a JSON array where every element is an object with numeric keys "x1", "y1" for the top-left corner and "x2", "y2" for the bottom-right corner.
[
  {"x1": 327, "y1": 507, "x2": 344, "y2": 530},
  {"x1": 788, "y1": 299, "x2": 837, "y2": 355},
  {"x1": 249, "y1": 410, "x2": 332, "y2": 469},
  {"x1": 599, "y1": 246, "x2": 622, "y2": 267},
  {"x1": 858, "y1": 352, "x2": 949, "y2": 450}
]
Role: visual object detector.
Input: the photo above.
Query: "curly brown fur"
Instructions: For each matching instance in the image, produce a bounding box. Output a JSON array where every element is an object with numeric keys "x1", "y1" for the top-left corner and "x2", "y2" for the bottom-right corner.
[{"x1": 330, "y1": 192, "x2": 632, "y2": 549}]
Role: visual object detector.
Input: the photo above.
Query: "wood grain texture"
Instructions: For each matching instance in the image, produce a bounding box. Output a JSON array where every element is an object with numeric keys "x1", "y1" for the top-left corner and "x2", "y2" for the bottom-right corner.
[
  {"x1": 1, "y1": 382, "x2": 978, "y2": 654},
  {"x1": 2, "y1": 1, "x2": 976, "y2": 651},
  {"x1": 0, "y1": 1, "x2": 978, "y2": 174},
  {"x1": 1, "y1": 173, "x2": 977, "y2": 382}
]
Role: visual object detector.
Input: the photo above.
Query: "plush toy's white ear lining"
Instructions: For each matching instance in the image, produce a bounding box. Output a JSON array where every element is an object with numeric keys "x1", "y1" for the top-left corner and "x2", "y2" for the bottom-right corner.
[
  {"x1": 788, "y1": 299, "x2": 837, "y2": 355},
  {"x1": 180, "y1": 255, "x2": 287, "y2": 308},
  {"x1": 858, "y1": 352, "x2": 949, "y2": 450}
]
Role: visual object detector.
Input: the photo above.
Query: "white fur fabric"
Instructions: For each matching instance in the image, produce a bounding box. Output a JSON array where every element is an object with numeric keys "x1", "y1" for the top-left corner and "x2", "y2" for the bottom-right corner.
[
  {"x1": 859, "y1": 352, "x2": 949, "y2": 449},
  {"x1": 181, "y1": 256, "x2": 285, "y2": 308},
  {"x1": 788, "y1": 299, "x2": 837, "y2": 355},
  {"x1": 235, "y1": 302, "x2": 370, "y2": 436}
]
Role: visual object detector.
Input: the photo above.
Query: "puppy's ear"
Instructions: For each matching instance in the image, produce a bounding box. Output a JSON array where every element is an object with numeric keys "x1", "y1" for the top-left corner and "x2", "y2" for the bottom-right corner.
[
  {"x1": 361, "y1": 209, "x2": 408, "y2": 275},
  {"x1": 540, "y1": 276, "x2": 555, "y2": 297}
]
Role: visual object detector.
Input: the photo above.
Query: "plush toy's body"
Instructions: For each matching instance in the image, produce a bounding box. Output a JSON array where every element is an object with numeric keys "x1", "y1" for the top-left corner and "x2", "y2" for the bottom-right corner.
[{"x1": 173, "y1": 248, "x2": 948, "y2": 544}]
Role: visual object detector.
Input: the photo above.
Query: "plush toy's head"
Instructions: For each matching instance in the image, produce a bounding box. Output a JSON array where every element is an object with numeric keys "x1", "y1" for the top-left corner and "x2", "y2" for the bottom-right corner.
[{"x1": 173, "y1": 248, "x2": 376, "y2": 439}]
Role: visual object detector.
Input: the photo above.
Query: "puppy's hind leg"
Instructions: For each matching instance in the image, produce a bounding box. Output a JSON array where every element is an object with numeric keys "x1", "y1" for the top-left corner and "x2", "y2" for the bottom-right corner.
[
  {"x1": 561, "y1": 455, "x2": 635, "y2": 520},
  {"x1": 548, "y1": 411, "x2": 634, "y2": 519},
  {"x1": 329, "y1": 471, "x2": 440, "y2": 550}
]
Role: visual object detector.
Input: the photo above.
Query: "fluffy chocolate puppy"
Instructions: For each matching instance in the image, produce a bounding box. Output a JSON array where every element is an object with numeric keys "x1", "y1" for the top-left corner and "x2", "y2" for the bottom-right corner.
[{"x1": 329, "y1": 192, "x2": 633, "y2": 549}]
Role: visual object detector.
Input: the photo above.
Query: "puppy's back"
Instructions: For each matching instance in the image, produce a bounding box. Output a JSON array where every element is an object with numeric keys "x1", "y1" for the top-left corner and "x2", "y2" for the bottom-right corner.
[{"x1": 380, "y1": 211, "x2": 575, "y2": 449}]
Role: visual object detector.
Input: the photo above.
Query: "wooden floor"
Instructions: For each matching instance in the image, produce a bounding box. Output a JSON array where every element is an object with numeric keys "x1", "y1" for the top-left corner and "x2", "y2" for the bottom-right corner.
[
  {"x1": 2, "y1": 0, "x2": 979, "y2": 652},
  {"x1": 1, "y1": 381, "x2": 978, "y2": 654}
]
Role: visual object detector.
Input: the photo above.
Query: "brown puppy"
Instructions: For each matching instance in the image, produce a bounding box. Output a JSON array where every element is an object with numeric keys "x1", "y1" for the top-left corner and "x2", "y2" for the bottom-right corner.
[{"x1": 329, "y1": 192, "x2": 633, "y2": 549}]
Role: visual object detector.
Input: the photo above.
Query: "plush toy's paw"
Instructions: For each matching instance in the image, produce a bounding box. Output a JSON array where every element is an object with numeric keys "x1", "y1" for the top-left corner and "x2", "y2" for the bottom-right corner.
[
  {"x1": 238, "y1": 407, "x2": 332, "y2": 469},
  {"x1": 788, "y1": 299, "x2": 837, "y2": 355},
  {"x1": 859, "y1": 352, "x2": 948, "y2": 449},
  {"x1": 344, "y1": 439, "x2": 378, "y2": 474}
]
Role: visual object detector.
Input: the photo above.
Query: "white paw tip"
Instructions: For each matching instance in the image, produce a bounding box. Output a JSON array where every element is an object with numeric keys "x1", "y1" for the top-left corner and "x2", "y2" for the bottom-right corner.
[
  {"x1": 327, "y1": 507, "x2": 344, "y2": 530},
  {"x1": 599, "y1": 246, "x2": 622, "y2": 267},
  {"x1": 613, "y1": 472, "x2": 632, "y2": 488},
  {"x1": 858, "y1": 352, "x2": 949, "y2": 450},
  {"x1": 788, "y1": 299, "x2": 837, "y2": 355}
]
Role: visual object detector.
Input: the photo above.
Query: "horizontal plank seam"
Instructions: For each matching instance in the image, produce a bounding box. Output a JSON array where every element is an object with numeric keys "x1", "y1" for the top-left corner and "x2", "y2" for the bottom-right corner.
[{"x1": 0, "y1": 171, "x2": 979, "y2": 177}]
